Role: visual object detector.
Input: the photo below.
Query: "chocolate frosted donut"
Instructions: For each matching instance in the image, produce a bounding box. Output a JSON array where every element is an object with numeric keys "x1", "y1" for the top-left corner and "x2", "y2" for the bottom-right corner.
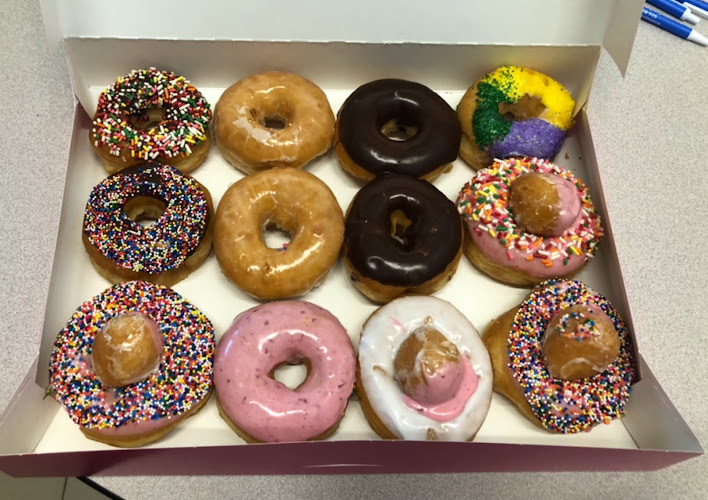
[
  {"x1": 335, "y1": 79, "x2": 461, "y2": 182},
  {"x1": 343, "y1": 174, "x2": 463, "y2": 303}
]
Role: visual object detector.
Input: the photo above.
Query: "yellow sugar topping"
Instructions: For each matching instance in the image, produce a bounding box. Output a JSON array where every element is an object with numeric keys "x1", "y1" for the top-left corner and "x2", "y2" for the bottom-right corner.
[{"x1": 484, "y1": 66, "x2": 575, "y2": 130}]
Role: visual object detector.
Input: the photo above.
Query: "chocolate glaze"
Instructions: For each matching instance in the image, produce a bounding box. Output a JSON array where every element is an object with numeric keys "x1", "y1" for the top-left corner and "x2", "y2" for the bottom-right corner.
[
  {"x1": 338, "y1": 79, "x2": 461, "y2": 177},
  {"x1": 344, "y1": 174, "x2": 462, "y2": 286}
]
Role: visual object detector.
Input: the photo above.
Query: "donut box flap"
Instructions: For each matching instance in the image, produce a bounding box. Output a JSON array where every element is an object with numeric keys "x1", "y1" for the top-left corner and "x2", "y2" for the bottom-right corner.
[{"x1": 40, "y1": 0, "x2": 644, "y2": 116}]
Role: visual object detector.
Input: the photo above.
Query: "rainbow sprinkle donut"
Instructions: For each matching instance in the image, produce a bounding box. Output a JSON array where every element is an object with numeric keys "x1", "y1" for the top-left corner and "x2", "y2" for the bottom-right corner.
[
  {"x1": 456, "y1": 157, "x2": 603, "y2": 286},
  {"x1": 82, "y1": 163, "x2": 214, "y2": 287},
  {"x1": 502, "y1": 279, "x2": 636, "y2": 433},
  {"x1": 91, "y1": 68, "x2": 212, "y2": 174},
  {"x1": 49, "y1": 281, "x2": 215, "y2": 446},
  {"x1": 457, "y1": 66, "x2": 575, "y2": 170}
]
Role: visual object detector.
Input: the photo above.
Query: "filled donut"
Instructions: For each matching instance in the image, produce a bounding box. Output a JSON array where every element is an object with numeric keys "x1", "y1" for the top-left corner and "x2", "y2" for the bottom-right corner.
[
  {"x1": 336, "y1": 79, "x2": 461, "y2": 182},
  {"x1": 49, "y1": 281, "x2": 215, "y2": 447},
  {"x1": 456, "y1": 157, "x2": 603, "y2": 286},
  {"x1": 214, "y1": 301, "x2": 356, "y2": 442},
  {"x1": 457, "y1": 66, "x2": 575, "y2": 170},
  {"x1": 91, "y1": 68, "x2": 212, "y2": 174},
  {"x1": 214, "y1": 71, "x2": 335, "y2": 174},
  {"x1": 214, "y1": 168, "x2": 343, "y2": 299},
  {"x1": 82, "y1": 163, "x2": 214, "y2": 287},
  {"x1": 357, "y1": 296, "x2": 493, "y2": 441},
  {"x1": 483, "y1": 279, "x2": 636, "y2": 433},
  {"x1": 344, "y1": 174, "x2": 463, "y2": 303}
]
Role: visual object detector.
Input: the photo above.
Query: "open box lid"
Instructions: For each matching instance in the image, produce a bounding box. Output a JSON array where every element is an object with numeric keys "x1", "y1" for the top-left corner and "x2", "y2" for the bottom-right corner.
[{"x1": 40, "y1": 0, "x2": 644, "y2": 112}]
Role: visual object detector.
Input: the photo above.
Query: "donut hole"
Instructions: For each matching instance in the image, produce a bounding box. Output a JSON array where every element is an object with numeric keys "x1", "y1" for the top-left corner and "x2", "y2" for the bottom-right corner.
[
  {"x1": 249, "y1": 106, "x2": 293, "y2": 130},
  {"x1": 380, "y1": 118, "x2": 418, "y2": 142},
  {"x1": 123, "y1": 196, "x2": 167, "y2": 228},
  {"x1": 263, "y1": 116, "x2": 288, "y2": 130},
  {"x1": 129, "y1": 108, "x2": 165, "y2": 131},
  {"x1": 498, "y1": 94, "x2": 546, "y2": 121},
  {"x1": 389, "y1": 209, "x2": 413, "y2": 246},
  {"x1": 262, "y1": 221, "x2": 293, "y2": 252},
  {"x1": 270, "y1": 358, "x2": 310, "y2": 391}
]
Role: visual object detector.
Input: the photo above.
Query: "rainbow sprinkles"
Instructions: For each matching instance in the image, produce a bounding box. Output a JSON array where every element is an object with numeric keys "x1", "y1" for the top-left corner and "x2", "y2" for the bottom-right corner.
[
  {"x1": 508, "y1": 279, "x2": 636, "y2": 433},
  {"x1": 49, "y1": 281, "x2": 214, "y2": 433},
  {"x1": 91, "y1": 68, "x2": 211, "y2": 162},
  {"x1": 83, "y1": 163, "x2": 209, "y2": 275},
  {"x1": 457, "y1": 157, "x2": 604, "y2": 277}
]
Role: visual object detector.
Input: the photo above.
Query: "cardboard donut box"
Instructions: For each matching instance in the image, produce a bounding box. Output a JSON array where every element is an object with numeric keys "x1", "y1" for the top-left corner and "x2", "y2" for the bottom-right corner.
[{"x1": 0, "y1": 0, "x2": 702, "y2": 476}]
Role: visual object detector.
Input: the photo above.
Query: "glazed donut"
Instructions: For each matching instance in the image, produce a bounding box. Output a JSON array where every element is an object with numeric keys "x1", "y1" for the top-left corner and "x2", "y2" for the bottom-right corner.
[
  {"x1": 214, "y1": 168, "x2": 343, "y2": 299},
  {"x1": 457, "y1": 66, "x2": 575, "y2": 170},
  {"x1": 82, "y1": 163, "x2": 214, "y2": 287},
  {"x1": 49, "y1": 281, "x2": 215, "y2": 447},
  {"x1": 335, "y1": 79, "x2": 461, "y2": 182},
  {"x1": 344, "y1": 174, "x2": 463, "y2": 303},
  {"x1": 91, "y1": 68, "x2": 212, "y2": 174},
  {"x1": 213, "y1": 71, "x2": 335, "y2": 174},
  {"x1": 357, "y1": 296, "x2": 493, "y2": 441},
  {"x1": 456, "y1": 157, "x2": 603, "y2": 286},
  {"x1": 214, "y1": 301, "x2": 356, "y2": 443},
  {"x1": 482, "y1": 279, "x2": 636, "y2": 433}
]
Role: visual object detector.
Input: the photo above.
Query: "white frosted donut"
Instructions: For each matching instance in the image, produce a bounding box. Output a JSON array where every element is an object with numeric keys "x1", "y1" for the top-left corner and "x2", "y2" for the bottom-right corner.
[{"x1": 357, "y1": 296, "x2": 493, "y2": 441}]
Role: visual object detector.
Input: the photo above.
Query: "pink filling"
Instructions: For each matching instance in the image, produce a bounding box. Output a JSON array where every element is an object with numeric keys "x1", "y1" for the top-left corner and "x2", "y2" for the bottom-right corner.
[
  {"x1": 401, "y1": 357, "x2": 478, "y2": 422},
  {"x1": 405, "y1": 360, "x2": 465, "y2": 405},
  {"x1": 548, "y1": 175, "x2": 582, "y2": 235}
]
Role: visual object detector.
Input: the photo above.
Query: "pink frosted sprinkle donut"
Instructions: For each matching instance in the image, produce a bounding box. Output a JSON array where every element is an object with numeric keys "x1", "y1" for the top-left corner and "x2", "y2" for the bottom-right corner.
[
  {"x1": 49, "y1": 281, "x2": 214, "y2": 444},
  {"x1": 214, "y1": 301, "x2": 356, "y2": 443},
  {"x1": 457, "y1": 157, "x2": 603, "y2": 280}
]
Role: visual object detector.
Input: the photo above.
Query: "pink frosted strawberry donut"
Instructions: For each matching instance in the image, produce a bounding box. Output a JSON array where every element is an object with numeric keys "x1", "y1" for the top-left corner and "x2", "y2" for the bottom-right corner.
[{"x1": 214, "y1": 301, "x2": 356, "y2": 443}]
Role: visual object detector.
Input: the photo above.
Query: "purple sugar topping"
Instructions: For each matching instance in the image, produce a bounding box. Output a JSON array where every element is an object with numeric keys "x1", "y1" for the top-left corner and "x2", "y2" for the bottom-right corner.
[{"x1": 486, "y1": 119, "x2": 566, "y2": 160}]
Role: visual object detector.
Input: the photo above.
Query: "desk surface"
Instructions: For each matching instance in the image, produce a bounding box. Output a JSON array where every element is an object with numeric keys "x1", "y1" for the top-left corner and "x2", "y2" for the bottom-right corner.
[{"x1": 1, "y1": 2, "x2": 706, "y2": 498}]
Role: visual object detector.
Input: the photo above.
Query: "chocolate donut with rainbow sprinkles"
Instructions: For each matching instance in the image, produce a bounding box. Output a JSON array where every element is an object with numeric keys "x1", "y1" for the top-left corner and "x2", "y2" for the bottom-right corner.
[
  {"x1": 82, "y1": 163, "x2": 214, "y2": 287},
  {"x1": 457, "y1": 65, "x2": 575, "y2": 170},
  {"x1": 90, "y1": 68, "x2": 212, "y2": 174}
]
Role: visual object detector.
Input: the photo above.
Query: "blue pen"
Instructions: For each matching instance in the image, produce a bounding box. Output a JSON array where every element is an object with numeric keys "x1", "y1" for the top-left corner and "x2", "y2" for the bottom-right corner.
[
  {"x1": 683, "y1": 0, "x2": 708, "y2": 20},
  {"x1": 641, "y1": 7, "x2": 708, "y2": 46},
  {"x1": 647, "y1": 0, "x2": 700, "y2": 24}
]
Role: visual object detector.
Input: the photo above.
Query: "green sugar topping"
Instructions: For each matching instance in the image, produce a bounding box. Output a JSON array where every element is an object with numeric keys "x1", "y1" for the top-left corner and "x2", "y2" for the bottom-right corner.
[{"x1": 472, "y1": 81, "x2": 513, "y2": 149}]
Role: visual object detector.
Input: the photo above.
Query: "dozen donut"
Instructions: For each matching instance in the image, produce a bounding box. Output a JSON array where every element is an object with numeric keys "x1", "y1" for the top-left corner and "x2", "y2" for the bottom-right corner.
[{"x1": 47, "y1": 66, "x2": 638, "y2": 447}]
